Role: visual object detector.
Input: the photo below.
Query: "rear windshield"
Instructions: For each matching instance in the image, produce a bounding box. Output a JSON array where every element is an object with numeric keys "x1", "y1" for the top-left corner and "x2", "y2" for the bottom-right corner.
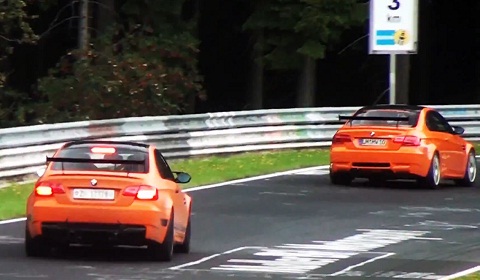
[
  {"x1": 349, "y1": 109, "x2": 420, "y2": 127},
  {"x1": 50, "y1": 143, "x2": 149, "y2": 173}
]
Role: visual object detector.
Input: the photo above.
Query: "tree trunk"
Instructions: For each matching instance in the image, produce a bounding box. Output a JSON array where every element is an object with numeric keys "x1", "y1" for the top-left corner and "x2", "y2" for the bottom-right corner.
[
  {"x1": 78, "y1": 0, "x2": 90, "y2": 53},
  {"x1": 247, "y1": 29, "x2": 264, "y2": 109},
  {"x1": 297, "y1": 56, "x2": 316, "y2": 107},
  {"x1": 395, "y1": 55, "x2": 410, "y2": 104}
]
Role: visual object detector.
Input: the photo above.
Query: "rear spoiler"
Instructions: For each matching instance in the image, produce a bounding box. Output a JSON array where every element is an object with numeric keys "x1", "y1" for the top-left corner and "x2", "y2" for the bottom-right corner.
[
  {"x1": 338, "y1": 115, "x2": 410, "y2": 127},
  {"x1": 46, "y1": 156, "x2": 145, "y2": 165},
  {"x1": 338, "y1": 115, "x2": 409, "y2": 121}
]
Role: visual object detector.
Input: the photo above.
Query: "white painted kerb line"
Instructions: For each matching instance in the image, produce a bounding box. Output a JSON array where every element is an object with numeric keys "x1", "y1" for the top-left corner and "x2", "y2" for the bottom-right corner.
[
  {"x1": 438, "y1": 265, "x2": 480, "y2": 280},
  {"x1": 0, "y1": 217, "x2": 26, "y2": 225}
]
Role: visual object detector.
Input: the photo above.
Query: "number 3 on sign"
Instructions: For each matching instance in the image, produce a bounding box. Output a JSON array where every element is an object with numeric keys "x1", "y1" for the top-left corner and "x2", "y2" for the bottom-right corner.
[{"x1": 388, "y1": 0, "x2": 400, "y2": 10}]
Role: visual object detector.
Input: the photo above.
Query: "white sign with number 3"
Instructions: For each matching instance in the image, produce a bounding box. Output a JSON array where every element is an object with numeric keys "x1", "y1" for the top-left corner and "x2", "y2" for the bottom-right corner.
[{"x1": 369, "y1": 0, "x2": 419, "y2": 54}]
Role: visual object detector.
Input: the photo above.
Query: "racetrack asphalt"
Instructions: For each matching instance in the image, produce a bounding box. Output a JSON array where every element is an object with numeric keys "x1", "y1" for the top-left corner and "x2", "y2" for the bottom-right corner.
[{"x1": 2, "y1": 168, "x2": 480, "y2": 279}]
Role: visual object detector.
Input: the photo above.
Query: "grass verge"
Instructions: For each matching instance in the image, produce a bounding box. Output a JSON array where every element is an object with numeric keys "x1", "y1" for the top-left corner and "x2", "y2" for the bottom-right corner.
[{"x1": 0, "y1": 148, "x2": 330, "y2": 221}]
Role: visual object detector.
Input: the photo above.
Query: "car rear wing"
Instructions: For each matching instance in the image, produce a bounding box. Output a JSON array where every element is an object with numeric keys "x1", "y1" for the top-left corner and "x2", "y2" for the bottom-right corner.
[
  {"x1": 46, "y1": 156, "x2": 146, "y2": 165},
  {"x1": 338, "y1": 115, "x2": 411, "y2": 127}
]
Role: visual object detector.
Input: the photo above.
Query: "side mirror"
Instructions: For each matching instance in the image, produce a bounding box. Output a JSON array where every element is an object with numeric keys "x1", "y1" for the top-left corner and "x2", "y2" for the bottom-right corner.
[
  {"x1": 173, "y1": 171, "x2": 191, "y2": 184},
  {"x1": 36, "y1": 167, "x2": 46, "y2": 177},
  {"x1": 452, "y1": 126, "x2": 465, "y2": 135}
]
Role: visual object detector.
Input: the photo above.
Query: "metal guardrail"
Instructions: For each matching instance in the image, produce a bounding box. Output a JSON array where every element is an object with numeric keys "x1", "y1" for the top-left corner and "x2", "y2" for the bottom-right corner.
[{"x1": 2, "y1": 104, "x2": 480, "y2": 181}]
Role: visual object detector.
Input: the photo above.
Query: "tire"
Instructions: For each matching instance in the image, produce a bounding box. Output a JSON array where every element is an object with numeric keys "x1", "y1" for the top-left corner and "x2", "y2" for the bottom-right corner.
[
  {"x1": 417, "y1": 153, "x2": 441, "y2": 189},
  {"x1": 455, "y1": 149, "x2": 477, "y2": 187},
  {"x1": 330, "y1": 170, "x2": 353, "y2": 186},
  {"x1": 174, "y1": 214, "x2": 191, "y2": 254},
  {"x1": 25, "y1": 226, "x2": 49, "y2": 258},
  {"x1": 148, "y1": 211, "x2": 174, "y2": 261}
]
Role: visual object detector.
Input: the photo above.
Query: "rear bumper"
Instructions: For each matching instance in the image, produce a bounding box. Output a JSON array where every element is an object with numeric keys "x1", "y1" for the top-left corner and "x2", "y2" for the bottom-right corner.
[
  {"x1": 39, "y1": 222, "x2": 148, "y2": 246},
  {"x1": 330, "y1": 146, "x2": 431, "y2": 178},
  {"x1": 27, "y1": 202, "x2": 170, "y2": 245}
]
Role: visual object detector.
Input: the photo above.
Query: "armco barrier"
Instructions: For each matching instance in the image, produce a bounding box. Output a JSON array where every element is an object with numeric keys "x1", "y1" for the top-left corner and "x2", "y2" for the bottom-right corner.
[{"x1": 2, "y1": 104, "x2": 480, "y2": 180}]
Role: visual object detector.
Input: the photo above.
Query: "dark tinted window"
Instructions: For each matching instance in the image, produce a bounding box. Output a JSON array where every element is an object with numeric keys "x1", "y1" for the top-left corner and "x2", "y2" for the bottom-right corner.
[
  {"x1": 425, "y1": 111, "x2": 454, "y2": 133},
  {"x1": 154, "y1": 149, "x2": 175, "y2": 181},
  {"x1": 349, "y1": 109, "x2": 420, "y2": 127},
  {"x1": 51, "y1": 143, "x2": 149, "y2": 173}
]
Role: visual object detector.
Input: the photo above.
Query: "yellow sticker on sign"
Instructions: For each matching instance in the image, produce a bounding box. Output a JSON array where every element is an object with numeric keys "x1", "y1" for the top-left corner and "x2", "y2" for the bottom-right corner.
[{"x1": 394, "y1": 29, "x2": 409, "y2": 45}]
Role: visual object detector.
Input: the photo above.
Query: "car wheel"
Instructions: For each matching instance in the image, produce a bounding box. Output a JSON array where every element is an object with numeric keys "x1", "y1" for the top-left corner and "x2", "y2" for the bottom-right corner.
[
  {"x1": 25, "y1": 226, "x2": 49, "y2": 258},
  {"x1": 418, "y1": 153, "x2": 441, "y2": 189},
  {"x1": 330, "y1": 170, "x2": 352, "y2": 186},
  {"x1": 174, "y1": 214, "x2": 191, "y2": 254},
  {"x1": 148, "y1": 211, "x2": 174, "y2": 261},
  {"x1": 455, "y1": 150, "x2": 477, "y2": 187}
]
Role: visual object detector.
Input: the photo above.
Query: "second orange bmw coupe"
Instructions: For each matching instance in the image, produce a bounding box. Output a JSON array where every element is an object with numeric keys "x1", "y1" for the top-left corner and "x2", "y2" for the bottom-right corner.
[
  {"x1": 25, "y1": 140, "x2": 192, "y2": 261},
  {"x1": 329, "y1": 105, "x2": 477, "y2": 188}
]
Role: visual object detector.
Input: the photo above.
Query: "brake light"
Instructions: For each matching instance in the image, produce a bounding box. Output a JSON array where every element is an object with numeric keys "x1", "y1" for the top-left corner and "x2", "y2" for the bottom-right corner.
[
  {"x1": 34, "y1": 181, "x2": 65, "y2": 196},
  {"x1": 393, "y1": 135, "x2": 421, "y2": 146},
  {"x1": 122, "y1": 185, "x2": 158, "y2": 200},
  {"x1": 91, "y1": 147, "x2": 116, "y2": 154},
  {"x1": 332, "y1": 133, "x2": 351, "y2": 144}
]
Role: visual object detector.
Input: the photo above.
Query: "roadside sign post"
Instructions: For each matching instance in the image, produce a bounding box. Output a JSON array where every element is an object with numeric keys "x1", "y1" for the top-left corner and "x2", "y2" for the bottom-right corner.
[{"x1": 369, "y1": 0, "x2": 419, "y2": 105}]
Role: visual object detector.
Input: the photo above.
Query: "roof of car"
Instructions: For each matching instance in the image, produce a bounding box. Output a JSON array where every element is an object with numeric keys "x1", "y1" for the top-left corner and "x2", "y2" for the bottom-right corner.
[{"x1": 360, "y1": 104, "x2": 426, "y2": 112}]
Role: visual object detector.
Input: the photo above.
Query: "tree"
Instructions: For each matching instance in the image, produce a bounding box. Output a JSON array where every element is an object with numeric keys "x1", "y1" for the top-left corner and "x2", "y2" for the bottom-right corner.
[
  {"x1": 33, "y1": 0, "x2": 203, "y2": 123},
  {"x1": 0, "y1": 0, "x2": 51, "y2": 127},
  {"x1": 244, "y1": 0, "x2": 367, "y2": 107}
]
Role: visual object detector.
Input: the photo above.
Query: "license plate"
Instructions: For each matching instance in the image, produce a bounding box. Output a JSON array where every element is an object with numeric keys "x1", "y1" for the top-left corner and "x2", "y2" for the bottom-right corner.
[
  {"x1": 72, "y1": 189, "x2": 115, "y2": 200},
  {"x1": 360, "y1": 138, "x2": 387, "y2": 146}
]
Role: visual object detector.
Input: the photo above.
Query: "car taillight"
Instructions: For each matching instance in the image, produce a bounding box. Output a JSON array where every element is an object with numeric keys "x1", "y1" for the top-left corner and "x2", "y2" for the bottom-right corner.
[
  {"x1": 393, "y1": 135, "x2": 421, "y2": 146},
  {"x1": 122, "y1": 185, "x2": 158, "y2": 200},
  {"x1": 332, "y1": 133, "x2": 351, "y2": 144},
  {"x1": 34, "y1": 181, "x2": 65, "y2": 196}
]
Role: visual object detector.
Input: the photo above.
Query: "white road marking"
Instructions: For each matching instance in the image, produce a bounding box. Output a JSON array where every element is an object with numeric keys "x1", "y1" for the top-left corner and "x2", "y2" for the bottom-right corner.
[
  {"x1": 437, "y1": 265, "x2": 480, "y2": 280},
  {"x1": 0, "y1": 165, "x2": 330, "y2": 225},
  {"x1": 329, "y1": 252, "x2": 396, "y2": 276},
  {"x1": 375, "y1": 271, "x2": 447, "y2": 279},
  {"x1": 169, "y1": 246, "x2": 266, "y2": 270},
  {"x1": 0, "y1": 235, "x2": 25, "y2": 244},
  {"x1": 172, "y1": 229, "x2": 440, "y2": 275},
  {"x1": 0, "y1": 217, "x2": 26, "y2": 225},
  {"x1": 294, "y1": 169, "x2": 330, "y2": 176},
  {"x1": 400, "y1": 212, "x2": 433, "y2": 218},
  {"x1": 401, "y1": 206, "x2": 480, "y2": 213},
  {"x1": 328, "y1": 270, "x2": 447, "y2": 279},
  {"x1": 410, "y1": 237, "x2": 443, "y2": 241},
  {"x1": 404, "y1": 220, "x2": 479, "y2": 230}
]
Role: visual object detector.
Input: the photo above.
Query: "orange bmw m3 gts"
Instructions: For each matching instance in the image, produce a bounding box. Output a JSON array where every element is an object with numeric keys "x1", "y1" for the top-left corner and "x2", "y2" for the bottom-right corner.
[
  {"x1": 25, "y1": 140, "x2": 193, "y2": 261},
  {"x1": 329, "y1": 105, "x2": 477, "y2": 188}
]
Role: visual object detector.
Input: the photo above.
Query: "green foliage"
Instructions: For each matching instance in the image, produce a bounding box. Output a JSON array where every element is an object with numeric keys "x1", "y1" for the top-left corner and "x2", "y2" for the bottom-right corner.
[
  {"x1": 244, "y1": 0, "x2": 367, "y2": 70},
  {"x1": 0, "y1": 0, "x2": 39, "y2": 44},
  {"x1": 0, "y1": 0, "x2": 57, "y2": 127},
  {"x1": 34, "y1": 0, "x2": 203, "y2": 123},
  {"x1": 0, "y1": 0, "x2": 41, "y2": 88}
]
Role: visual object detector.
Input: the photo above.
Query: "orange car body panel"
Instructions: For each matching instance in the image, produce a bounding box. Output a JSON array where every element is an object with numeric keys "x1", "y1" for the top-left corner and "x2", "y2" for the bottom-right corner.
[
  {"x1": 26, "y1": 144, "x2": 192, "y2": 245},
  {"x1": 330, "y1": 107, "x2": 473, "y2": 179}
]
